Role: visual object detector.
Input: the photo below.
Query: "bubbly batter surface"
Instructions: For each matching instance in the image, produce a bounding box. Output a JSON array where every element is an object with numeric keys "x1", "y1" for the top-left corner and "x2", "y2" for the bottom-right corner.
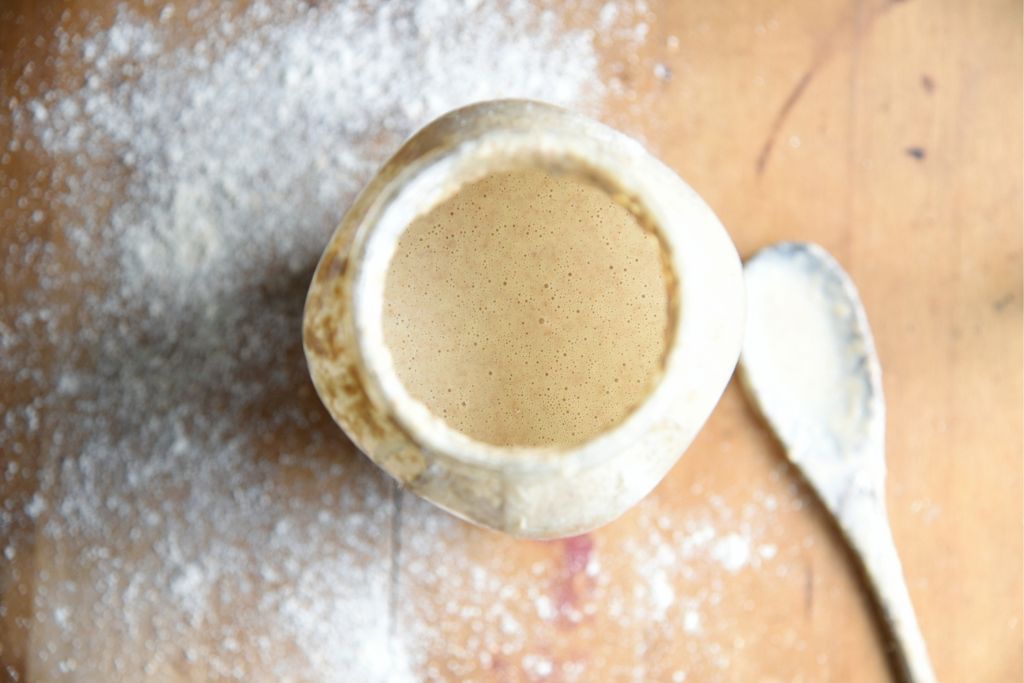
[{"x1": 383, "y1": 169, "x2": 669, "y2": 447}]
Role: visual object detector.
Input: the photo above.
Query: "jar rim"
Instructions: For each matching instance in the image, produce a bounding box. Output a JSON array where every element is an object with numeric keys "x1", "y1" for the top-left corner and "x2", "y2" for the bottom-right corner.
[{"x1": 349, "y1": 104, "x2": 687, "y2": 474}]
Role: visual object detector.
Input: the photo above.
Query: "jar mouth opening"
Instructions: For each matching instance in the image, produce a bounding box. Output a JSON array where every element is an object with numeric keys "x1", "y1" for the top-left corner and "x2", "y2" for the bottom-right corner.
[{"x1": 350, "y1": 129, "x2": 684, "y2": 473}]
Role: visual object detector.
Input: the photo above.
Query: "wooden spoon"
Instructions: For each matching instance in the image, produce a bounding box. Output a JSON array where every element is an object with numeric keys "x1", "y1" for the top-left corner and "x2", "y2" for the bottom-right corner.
[{"x1": 739, "y1": 242, "x2": 937, "y2": 683}]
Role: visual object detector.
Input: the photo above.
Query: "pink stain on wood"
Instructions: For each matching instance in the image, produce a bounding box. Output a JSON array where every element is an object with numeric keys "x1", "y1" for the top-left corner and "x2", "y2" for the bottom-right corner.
[
  {"x1": 563, "y1": 534, "x2": 594, "y2": 574},
  {"x1": 555, "y1": 534, "x2": 594, "y2": 624}
]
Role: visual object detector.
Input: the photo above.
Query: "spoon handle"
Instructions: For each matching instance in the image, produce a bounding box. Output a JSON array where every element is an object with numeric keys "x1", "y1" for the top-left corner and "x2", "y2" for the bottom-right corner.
[{"x1": 840, "y1": 491, "x2": 938, "y2": 683}]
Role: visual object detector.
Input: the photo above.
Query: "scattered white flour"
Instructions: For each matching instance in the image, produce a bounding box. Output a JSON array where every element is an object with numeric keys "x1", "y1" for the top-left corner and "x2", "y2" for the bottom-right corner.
[
  {"x1": 712, "y1": 533, "x2": 752, "y2": 573},
  {"x1": 683, "y1": 608, "x2": 702, "y2": 634},
  {"x1": 0, "y1": 1, "x2": 794, "y2": 681}
]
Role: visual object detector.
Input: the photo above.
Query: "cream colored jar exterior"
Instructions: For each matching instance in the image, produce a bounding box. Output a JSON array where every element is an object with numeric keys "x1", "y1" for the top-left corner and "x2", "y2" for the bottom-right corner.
[{"x1": 303, "y1": 100, "x2": 744, "y2": 539}]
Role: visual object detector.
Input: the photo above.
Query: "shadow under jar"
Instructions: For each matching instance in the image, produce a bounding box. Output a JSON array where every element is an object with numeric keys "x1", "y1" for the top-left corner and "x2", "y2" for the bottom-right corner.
[{"x1": 303, "y1": 100, "x2": 744, "y2": 539}]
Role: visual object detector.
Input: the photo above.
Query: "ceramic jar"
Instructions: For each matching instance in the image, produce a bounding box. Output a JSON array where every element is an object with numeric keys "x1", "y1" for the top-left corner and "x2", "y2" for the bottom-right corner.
[{"x1": 303, "y1": 100, "x2": 744, "y2": 539}]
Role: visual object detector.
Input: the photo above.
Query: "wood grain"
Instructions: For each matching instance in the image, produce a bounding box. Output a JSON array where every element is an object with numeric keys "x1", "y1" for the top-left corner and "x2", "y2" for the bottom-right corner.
[{"x1": 1, "y1": 0, "x2": 1020, "y2": 681}]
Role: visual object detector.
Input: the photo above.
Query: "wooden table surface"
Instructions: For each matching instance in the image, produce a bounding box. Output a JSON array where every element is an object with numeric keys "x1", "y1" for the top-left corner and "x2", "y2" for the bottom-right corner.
[{"x1": 1, "y1": 0, "x2": 1021, "y2": 681}]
